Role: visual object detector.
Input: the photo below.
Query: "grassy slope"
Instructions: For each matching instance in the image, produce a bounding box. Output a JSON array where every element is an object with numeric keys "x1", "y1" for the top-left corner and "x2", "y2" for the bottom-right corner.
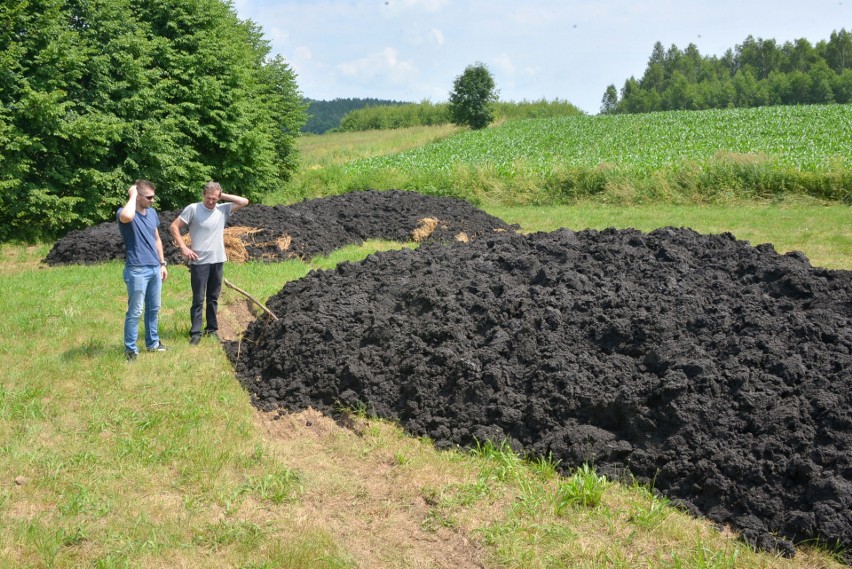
[
  {"x1": 270, "y1": 105, "x2": 852, "y2": 206},
  {"x1": 1, "y1": 116, "x2": 850, "y2": 567}
]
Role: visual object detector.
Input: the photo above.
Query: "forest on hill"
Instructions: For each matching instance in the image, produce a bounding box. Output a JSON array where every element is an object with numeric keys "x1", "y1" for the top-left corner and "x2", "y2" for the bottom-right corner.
[
  {"x1": 602, "y1": 29, "x2": 852, "y2": 114},
  {"x1": 302, "y1": 98, "x2": 410, "y2": 133}
]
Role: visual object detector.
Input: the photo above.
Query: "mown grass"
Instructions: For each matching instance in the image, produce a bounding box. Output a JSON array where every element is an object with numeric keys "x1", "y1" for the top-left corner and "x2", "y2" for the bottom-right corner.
[
  {"x1": 297, "y1": 123, "x2": 461, "y2": 168},
  {"x1": 0, "y1": 248, "x2": 358, "y2": 568},
  {"x1": 1, "y1": 206, "x2": 848, "y2": 567}
]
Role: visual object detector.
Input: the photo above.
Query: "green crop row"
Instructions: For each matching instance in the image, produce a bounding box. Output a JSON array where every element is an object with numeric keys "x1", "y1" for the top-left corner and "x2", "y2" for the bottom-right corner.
[
  {"x1": 304, "y1": 104, "x2": 849, "y2": 205},
  {"x1": 348, "y1": 105, "x2": 851, "y2": 174}
]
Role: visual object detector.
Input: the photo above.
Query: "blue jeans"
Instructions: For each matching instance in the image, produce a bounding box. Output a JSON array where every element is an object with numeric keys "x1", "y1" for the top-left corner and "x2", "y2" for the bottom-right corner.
[{"x1": 123, "y1": 265, "x2": 162, "y2": 353}]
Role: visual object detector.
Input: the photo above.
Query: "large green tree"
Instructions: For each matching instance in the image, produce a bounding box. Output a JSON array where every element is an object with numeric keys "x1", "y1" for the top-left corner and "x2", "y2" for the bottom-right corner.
[
  {"x1": 0, "y1": 0, "x2": 306, "y2": 241},
  {"x1": 447, "y1": 62, "x2": 498, "y2": 130}
]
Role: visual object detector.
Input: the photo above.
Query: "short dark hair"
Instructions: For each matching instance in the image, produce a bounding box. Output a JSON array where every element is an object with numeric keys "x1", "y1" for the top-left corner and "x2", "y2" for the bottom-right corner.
[{"x1": 135, "y1": 179, "x2": 155, "y2": 193}]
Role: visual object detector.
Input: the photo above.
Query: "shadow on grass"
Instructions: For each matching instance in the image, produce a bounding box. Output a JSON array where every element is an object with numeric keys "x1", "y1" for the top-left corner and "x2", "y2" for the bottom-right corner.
[{"x1": 62, "y1": 339, "x2": 112, "y2": 361}]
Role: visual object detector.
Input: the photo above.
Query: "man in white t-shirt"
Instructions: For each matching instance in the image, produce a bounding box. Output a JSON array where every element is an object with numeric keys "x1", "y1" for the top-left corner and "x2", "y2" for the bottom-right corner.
[{"x1": 170, "y1": 181, "x2": 249, "y2": 344}]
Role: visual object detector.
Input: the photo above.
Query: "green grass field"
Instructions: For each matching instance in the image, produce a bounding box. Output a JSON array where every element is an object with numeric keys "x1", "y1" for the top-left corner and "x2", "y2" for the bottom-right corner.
[
  {"x1": 1, "y1": 106, "x2": 850, "y2": 567},
  {"x1": 270, "y1": 104, "x2": 852, "y2": 207}
]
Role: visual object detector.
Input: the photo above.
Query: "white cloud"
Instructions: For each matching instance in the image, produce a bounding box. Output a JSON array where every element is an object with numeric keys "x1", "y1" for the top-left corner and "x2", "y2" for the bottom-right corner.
[
  {"x1": 389, "y1": 0, "x2": 450, "y2": 12},
  {"x1": 493, "y1": 53, "x2": 516, "y2": 75},
  {"x1": 286, "y1": 46, "x2": 314, "y2": 79},
  {"x1": 294, "y1": 46, "x2": 312, "y2": 60},
  {"x1": 337, "y1": 47, "x2": 417, "y2": 85},
  {"x1": 430, "y1": 28, "x2": 445, "y2": 46}
]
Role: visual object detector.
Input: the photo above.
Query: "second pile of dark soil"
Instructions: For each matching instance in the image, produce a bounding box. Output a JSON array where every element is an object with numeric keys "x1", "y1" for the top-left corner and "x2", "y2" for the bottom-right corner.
[
  {"x1": 43, "y1": 190, "x2": 515, "y2": 265},
  {"x1": 227, "y1": 227, "x2": 852, "y2": 560}
]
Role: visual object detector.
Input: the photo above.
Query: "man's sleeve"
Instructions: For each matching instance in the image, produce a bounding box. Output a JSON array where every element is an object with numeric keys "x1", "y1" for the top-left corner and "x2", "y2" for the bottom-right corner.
[{"x1": 179, "y1": 204, "x2": 194, "y2": 224}]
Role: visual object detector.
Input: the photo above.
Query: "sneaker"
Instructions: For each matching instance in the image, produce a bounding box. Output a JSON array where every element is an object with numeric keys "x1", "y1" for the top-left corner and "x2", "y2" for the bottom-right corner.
[
  {"x1": 189, "y1": 335, "x2": 201, "y2": 346},
  {"x1": 203, "y1": 331, "x2": 219, "y2": 340},
  {"x1": 125, "y1": 350, "x2": 137, "y2": 362},
  {"x1": 146, "y1": 342, "x2": 167, "y2": 352}
]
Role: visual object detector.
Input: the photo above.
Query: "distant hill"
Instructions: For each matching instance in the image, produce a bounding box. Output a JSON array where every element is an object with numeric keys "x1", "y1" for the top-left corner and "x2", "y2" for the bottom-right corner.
[{"x1": 302, "y1": 98, "x2": 411, "y2": 134}]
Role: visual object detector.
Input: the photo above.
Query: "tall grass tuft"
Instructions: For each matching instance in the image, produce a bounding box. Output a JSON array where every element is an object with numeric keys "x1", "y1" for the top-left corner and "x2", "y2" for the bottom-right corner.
[{"x1": 553, "y1": 464, "x2": 608, "y2": 514}]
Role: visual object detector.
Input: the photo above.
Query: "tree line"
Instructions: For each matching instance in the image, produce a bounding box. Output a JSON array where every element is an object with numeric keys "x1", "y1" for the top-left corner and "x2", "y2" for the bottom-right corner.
[
  {"x1": 328, "y1": 64, "x2": 581, "y2": 133},
  {"x1": 602, "y1": 29, "x2": 852, "y2": 114},
  {"x1": 1, "y1": 0, "x2": 306, "y2": 241},
  {"x1": 336, "y1": 98, "x2": 582, "y2": 132},
  {"x1": 303, "y1": 98, "x2": 410, "y2": 134}
]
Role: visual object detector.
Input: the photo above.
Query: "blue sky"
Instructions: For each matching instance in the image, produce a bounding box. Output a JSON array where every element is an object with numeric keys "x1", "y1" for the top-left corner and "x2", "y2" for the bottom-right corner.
[{"x1": 231, "y1": 0, "x2": 850, "y2": 114}]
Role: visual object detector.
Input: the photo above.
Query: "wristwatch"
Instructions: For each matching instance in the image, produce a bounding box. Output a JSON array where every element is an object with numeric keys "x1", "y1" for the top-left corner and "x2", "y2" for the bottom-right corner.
[{"x1": 160, "y1": 261, "x2": 167, "y2": 266}]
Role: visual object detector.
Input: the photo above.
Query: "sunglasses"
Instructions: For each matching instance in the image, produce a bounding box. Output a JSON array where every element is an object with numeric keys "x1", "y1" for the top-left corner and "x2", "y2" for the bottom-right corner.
[{"x1": 140, "y1": 194, "x2": 156, "y2": 201}]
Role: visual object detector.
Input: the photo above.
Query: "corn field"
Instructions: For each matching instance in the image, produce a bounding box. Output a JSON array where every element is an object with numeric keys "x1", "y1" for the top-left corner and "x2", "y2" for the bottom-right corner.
[{"x1": 345, "y1": 104, "x2": 851, "y2": 178}]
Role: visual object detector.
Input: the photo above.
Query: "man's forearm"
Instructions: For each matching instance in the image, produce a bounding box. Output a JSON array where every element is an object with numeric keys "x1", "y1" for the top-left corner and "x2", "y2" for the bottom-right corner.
[{"x1": 221, "y1": 192, "x2": 249, "y2": 211}]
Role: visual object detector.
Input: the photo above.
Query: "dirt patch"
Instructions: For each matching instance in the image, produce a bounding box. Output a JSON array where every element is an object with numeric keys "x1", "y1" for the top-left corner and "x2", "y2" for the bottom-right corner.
[
  {"x1": 225, "y1": 227, "x2": 852, "y2": 561},
  {"x1": 256, "y1": 408, "x2": 487, "y2": 568},
  {"x1": 43, "y1": 190, "x2": 517, "y2": 266},
  {"x1": 216, "y1": 299, "x2": 260, "y2": 342}
]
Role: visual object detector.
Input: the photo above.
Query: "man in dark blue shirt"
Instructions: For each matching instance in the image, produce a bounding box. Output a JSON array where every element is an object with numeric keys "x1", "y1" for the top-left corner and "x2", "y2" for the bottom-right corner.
[{"x1": 117, "y1": 180, "x2": 169, "y2": 361}]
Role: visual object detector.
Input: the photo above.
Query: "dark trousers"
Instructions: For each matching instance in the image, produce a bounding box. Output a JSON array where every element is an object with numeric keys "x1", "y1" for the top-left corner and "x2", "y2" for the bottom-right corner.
[{"x1": 190, "y1": 262, "x2": 223, "y2": 337}]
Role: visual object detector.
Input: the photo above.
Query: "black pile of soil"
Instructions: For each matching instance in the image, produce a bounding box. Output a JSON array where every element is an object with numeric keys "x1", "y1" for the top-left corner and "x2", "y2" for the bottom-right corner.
[
  {"x1": 43, "y1": 190, "x2": 516, "y2": 265},
  {"x1": 226, "y1": 227, "x2": 852, "y2": 560}
]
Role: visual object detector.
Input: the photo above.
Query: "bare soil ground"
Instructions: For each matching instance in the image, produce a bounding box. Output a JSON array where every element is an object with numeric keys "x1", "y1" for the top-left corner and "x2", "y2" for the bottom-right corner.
[{"x1": 255, "y1": 408, "x2": 488, "y2": 568}]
